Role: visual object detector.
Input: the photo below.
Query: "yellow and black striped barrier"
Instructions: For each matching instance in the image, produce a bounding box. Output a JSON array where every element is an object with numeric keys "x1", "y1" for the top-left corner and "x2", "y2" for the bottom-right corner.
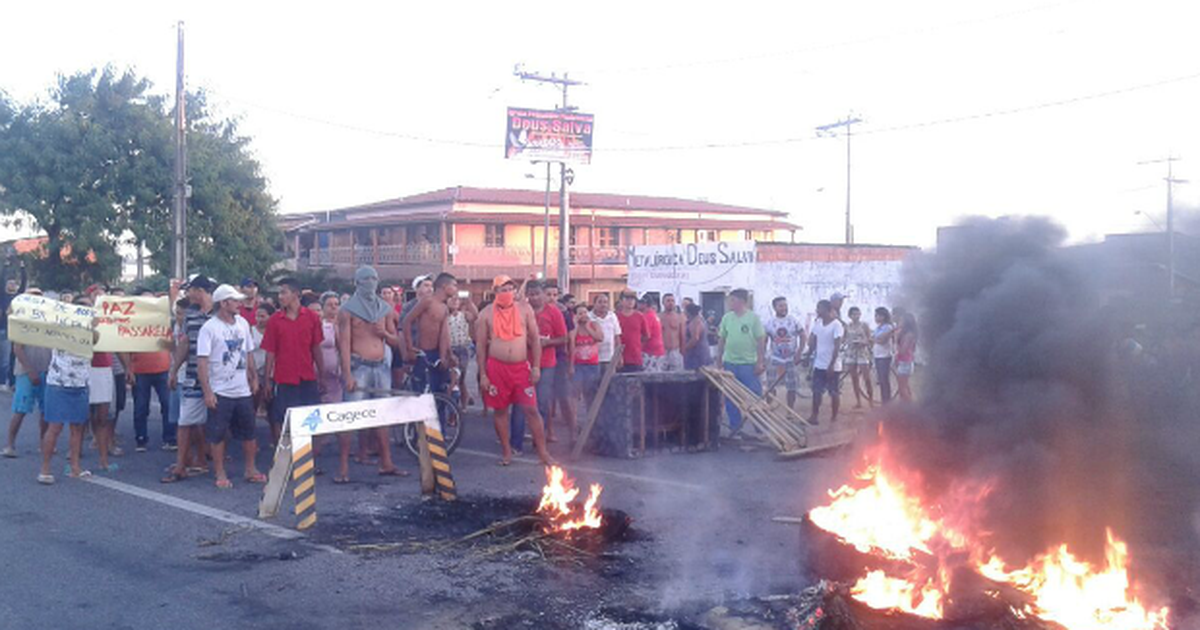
[
  {"x1": 292, "y1": 437, "x2": 317, "y2": 530},
  {"x1": 424, "y1": 423, "x2": 457, "y2": 501}
]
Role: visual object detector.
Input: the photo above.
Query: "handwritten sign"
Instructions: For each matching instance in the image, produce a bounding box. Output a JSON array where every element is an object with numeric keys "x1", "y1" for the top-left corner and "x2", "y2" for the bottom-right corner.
[
  {"x1": 94, "y1": 296, "x2": 172, "y2": 352},
  {"x1": 8, "y1": 294, "x2": 95, "y2": 358}
]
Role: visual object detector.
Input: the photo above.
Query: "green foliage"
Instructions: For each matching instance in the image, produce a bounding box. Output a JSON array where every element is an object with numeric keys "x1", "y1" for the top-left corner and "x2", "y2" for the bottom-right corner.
[{"x1": 0, "y1": 67, "x2": 281, "y2": 291}]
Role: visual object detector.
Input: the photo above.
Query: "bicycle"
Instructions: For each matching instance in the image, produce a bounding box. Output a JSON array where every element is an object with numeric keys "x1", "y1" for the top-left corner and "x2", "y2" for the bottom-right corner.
[{"x1": 387, "y1": 356, "x2": 465, "y2": 459}]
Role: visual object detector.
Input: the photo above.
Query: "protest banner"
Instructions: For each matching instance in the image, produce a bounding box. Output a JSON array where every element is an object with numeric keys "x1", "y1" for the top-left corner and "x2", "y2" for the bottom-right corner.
[
  {"x1": 8, "y1": 294, "x2": 95, "y2": 357},
  {"x1": 93, "y1": 295, "x2": 172, "y2": 352}
]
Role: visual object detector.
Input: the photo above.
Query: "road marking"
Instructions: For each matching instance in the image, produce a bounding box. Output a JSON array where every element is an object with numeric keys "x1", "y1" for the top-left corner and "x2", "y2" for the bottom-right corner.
[
  {"x1": 455, "y1": 448, "x2": 706, "y2": 492},
  {"x1": 83, "y1": 475, "x2": 339, "y2": 552}
]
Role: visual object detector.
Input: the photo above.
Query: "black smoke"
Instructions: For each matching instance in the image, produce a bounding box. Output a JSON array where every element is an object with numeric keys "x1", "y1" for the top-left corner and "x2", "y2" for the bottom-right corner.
[{"x1": 882, "y1": 216, "x2": 1200, "y2": 573}]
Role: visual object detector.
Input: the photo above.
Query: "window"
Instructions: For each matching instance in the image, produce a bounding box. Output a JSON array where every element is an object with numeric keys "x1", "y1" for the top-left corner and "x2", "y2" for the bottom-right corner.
[
  {"x1": 697, "y1": 229, "x2": 717, "y2": 242},
  {"x1": 485, "y1": 224, "x2": 505, "y2": 247},
  {"x1": 595, "y1": 227, "x2": 620, "y2": 247}
]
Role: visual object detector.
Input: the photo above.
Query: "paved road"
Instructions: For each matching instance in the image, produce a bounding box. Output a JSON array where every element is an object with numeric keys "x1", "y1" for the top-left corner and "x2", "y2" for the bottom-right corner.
[{"x1": 0, "y1": 392, "x2": 849, "y2": 629}]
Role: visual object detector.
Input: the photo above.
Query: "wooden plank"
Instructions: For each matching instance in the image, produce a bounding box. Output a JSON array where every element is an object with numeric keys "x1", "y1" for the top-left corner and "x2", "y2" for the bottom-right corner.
[
  {"x1": 771, "y1": 516, "x2": 806, "y2": 525},
  {"x1": 417, "y1": 425, "x2": 435, "y2": 495},
  {"x1": 571, "y1": 344, "x2": 623, "y2": 460},
  {"x1": 257, "y1": 425, "x2": 294, "y2": 519}
]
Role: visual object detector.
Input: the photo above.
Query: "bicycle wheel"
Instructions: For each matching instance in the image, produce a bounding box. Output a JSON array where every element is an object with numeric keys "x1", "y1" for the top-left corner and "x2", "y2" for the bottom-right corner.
[{"x1": 402, "y1": 393, "x2": 463, "y2": 459}]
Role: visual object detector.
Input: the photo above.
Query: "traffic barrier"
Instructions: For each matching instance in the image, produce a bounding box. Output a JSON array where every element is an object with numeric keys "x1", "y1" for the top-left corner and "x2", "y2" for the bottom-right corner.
[{"x1": 257, "y1": 394, "x2": 443, "y2": 530}]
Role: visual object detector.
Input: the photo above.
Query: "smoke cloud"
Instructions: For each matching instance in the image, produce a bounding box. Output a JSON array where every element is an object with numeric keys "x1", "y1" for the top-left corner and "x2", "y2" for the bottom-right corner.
[{"x1": 883, "y1": 216, "x2": 1200, "y2": 570}]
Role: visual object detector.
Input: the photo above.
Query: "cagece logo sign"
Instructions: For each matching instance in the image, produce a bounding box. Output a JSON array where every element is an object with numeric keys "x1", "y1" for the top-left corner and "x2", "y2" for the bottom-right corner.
[
  {"x1": 287, "y1": 395, "x2": 438, "y2": 439},
  {"x1": 326, "y1": 408, "x2": 377, "y2": 427}
]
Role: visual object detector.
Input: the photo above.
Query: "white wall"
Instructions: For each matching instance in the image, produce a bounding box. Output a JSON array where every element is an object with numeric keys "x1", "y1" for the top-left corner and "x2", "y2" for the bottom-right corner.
[{"x1": 750, "y1": 260, "x2": 904, "y2": 331}]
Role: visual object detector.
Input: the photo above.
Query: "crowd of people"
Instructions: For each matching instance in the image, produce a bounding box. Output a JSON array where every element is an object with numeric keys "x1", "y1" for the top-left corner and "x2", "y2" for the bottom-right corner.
[{"x1": 1, "y1": 262, "x2": 919, "y2": 486}]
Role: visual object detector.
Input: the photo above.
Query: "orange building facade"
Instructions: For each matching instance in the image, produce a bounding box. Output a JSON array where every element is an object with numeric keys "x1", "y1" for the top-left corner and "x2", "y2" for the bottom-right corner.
[{"x1": 283, "y1": 186, "x2": 799, "y2": 300}]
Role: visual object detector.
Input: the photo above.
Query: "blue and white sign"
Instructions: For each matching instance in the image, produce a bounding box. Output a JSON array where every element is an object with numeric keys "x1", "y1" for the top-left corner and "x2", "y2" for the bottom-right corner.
[{"x1": 286, "y1": 394, "x2": 438, "y2": 439}]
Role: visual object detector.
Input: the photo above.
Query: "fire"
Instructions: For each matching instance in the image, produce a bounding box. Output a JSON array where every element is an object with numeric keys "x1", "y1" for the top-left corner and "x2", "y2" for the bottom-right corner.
[
  {"x1": 808, "y1": 450, "x2": 1171, "y2": 629},
  {"x1": 852, "y1": 570, "x2": 945, "y2": 619},
  {"x1": 537, "y1": 466, "x2": 603, "y2": 532}
]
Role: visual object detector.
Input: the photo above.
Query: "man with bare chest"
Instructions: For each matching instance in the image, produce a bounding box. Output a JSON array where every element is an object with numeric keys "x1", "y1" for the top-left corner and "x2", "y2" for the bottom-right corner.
[
  {"x1": 400, "y1": 272, "x2": 455, "y2": 395},
  {"x1": 476, "y1": 275, "x2": 553, "y2": 466},
  {"x1": 335, "y1": 266, "x2": 405, "y2": 482},
  {"x1": 659, "y1": 293, "x2": 686, "y2": 371}
]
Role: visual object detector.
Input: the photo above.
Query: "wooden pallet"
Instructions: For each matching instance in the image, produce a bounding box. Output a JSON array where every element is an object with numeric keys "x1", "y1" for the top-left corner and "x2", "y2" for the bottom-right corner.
[{"x1": 699, "y1": 366, "x2": 859, "y2": 458}]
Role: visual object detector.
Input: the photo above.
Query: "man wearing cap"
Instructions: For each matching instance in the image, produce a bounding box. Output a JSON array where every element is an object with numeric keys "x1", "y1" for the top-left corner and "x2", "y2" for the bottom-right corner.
[
  {"x1": 164, "y1": 275, "x2": 216, "y2": 482},
  {"x1": 337, "y1": 266, "x2": 405, "y2": 480},
  {"x1": 261, "y1": 277, "x2": 325, "y2": 449},
  {"x1": 196, "y1": 284, "x2": 263, "y2": 489},
  {"x1": 393, "y1": 275, "x2": 432, "y2": 386},
  {"x1": 399, "y1": 272, "x2": 456, "y2": 397},
  {"x1": 238, "y1": 279, "x2": 261, "y2": 326},
  {"x1": 476, "y1": 275, "x2": 553, "y2": 466}
]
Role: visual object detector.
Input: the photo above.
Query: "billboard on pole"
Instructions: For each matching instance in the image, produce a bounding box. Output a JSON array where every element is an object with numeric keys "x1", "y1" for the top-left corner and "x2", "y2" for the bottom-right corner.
[{"x1": 505, "y1": 107, "x2": 594, "y2": 164}]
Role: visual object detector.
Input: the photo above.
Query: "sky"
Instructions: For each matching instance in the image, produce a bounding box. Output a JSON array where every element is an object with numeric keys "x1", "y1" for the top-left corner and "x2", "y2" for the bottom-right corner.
[{"x1": 3, "y1": 0, "x2": 1199, "y2": 248}]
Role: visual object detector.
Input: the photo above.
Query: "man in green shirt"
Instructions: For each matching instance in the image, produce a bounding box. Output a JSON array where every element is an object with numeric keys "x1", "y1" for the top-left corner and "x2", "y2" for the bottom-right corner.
[{"x1": 716, "y1": 288, "x2": 766, "y2": 433}]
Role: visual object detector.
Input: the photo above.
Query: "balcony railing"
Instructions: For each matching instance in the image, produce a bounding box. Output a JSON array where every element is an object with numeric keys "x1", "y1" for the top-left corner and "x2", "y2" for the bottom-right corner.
[{"x1": 305, "y1": 244, "x2": 626, "y2": 268}]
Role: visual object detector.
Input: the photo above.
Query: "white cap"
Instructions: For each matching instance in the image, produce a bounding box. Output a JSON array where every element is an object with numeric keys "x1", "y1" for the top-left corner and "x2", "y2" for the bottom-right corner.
[
  {"x1": 212, "y1": 284, "x2": 246, "y2": 303},
  {"x1": 412, "y1": 275, "x2": 431, "y2": 290}
]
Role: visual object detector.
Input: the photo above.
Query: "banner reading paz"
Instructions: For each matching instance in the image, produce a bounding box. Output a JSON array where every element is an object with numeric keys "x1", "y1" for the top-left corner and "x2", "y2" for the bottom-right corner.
[
  {"x1": 8, "y1": 294, "x2": 96, "y2": 357},
  {"x1": 94, "y1": 296, "x2": 172, "y2": 352}
]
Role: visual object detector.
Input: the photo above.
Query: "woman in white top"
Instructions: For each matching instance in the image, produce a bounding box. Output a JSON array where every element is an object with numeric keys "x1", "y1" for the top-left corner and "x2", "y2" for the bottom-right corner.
[{"x1": 871, "y1": 307, "x2": 895, "y2": 403}]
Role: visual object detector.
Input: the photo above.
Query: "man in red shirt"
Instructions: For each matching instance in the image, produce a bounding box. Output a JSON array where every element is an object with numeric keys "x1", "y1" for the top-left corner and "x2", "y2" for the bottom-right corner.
[
  {"x1": 639, "y1": 295, "x2": 666, "y2": 372},
  {"x1": 261, "y1": 278, "x2": 325, "y2": 447},
  {"x1": 238, "y1": 278, "x2": 261, "y2": 326},
  {"x1": 509, "y1": 280, "x2": 567, "y2": 452},
  {"x1": 615, "y1": 290, "x2": 647, "y2": 373}
]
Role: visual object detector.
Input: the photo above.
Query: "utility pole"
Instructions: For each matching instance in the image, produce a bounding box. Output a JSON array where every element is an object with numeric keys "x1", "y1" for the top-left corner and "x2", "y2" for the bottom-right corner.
[
  {"x1": 816, "y1": 114, "x2": 863, "y2": 245},
  {"x1": 172, "y1": 21, "x2": 188, "y2": 280},
  {"x1": 541, "y1": 161, "x2": 551, "y2": 278},
  {"x1": 1138, "y1": 156, "x2": 1187, "y2": 299},
  {"x1": 514, "y1": 66, "x2": 584, "y2": 292}
]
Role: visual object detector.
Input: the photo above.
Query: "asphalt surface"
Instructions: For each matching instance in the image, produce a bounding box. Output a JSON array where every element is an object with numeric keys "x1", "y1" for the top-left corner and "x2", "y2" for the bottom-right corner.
[{"x1": 0, "y1": 390, "x2": 853, "y2": 630}]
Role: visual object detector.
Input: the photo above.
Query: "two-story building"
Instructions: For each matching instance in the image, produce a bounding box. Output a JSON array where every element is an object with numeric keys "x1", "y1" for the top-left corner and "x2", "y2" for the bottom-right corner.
[{"x1": 282, "y1": 186, "x2": 799, "y2": 302}]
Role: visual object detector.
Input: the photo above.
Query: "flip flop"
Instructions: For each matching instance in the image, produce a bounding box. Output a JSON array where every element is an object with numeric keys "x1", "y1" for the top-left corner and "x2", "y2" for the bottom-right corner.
[
  {"x1": 102, "y1": 463, "x2": 119, "y2": 474},
  {"x1": 2, "y1": 447, "x2": 17, "y2": 458},
  {"x1": 244, "y1": 472, "x2": 267, "y2": 484},
  {"x1": 186, "y1": 466, "x2": 209, "y2": 476},
  {"x1": 37, "y1": 474, "x2": 55, "y2": 485},
  {"x1": 497, "y1": 459, "x2": 512, "y2": 467},
  {"x1": 161, "y1": 469, "x2": 187, "y2": 484},
  {"x1": 215, "y1": 478, "x2": 233, "y2": 490},
  {"x1": 332, "y1": 476, "x2": 351, "y2": 485},
  {"x1": 378, "y1": 468, "x2": 410, "y2": 477},
  {"x1": 69, "y1": 470, "x2": 93, "y2": 479}
]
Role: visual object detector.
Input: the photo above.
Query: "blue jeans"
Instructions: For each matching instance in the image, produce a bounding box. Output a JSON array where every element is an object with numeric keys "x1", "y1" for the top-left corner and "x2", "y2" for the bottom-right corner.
[
  {"x1": 345, "y1": 356, "x2": 392, "y2": 401},
  {"x1": 134, "y1": 372, "x2": 174, "y2": 446},
  {"x1": 0, "y1": 328, "x2": 10, "y2": 387},
  {"x1": 510, "y1": 365, "x2": 555, "y2": 451},
  {"x1": 723, "y1": 362, "x2": 761, "y2": 432},
  {"x1": 874, "y1": 357, "x2": 893, "y2": 403}
]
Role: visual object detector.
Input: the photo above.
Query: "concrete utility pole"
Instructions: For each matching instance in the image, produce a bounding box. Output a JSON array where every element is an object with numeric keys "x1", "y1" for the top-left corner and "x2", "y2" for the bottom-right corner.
[
  {"x1": 1138, "y1": 156, "x2": 1187, "y2": 299},
  {"x1": 514, "y1": 66, "x2": 584, "y2": 292},
  {"x1": 816, "y1": 114, "x2": 863, "y2": 245},
  {"x1": 172, "y1": 21, "x2": 188, "y2": 280}
]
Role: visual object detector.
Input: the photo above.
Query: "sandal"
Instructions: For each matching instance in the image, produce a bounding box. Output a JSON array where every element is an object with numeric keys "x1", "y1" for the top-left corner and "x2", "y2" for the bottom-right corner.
[
  {"x1": 69, "y1": 470, "x2": 93, "y2": 479},
  {"x1": 378, "y1": 468, "x2": 410, "y2": 477},
  {"x1": 161, "y1": 467, "x2": 188, "y2": 483},
  {"x1": 215, "y1": 478, "x2": 233, "y2": 490},
  {"x1": 244, "y1": 472, "x2": 267, "y2": 484},
  {"x1": 186, "y1": 466, "x2": 209, "y2": 476},
  {"x1": 37, "y1": 473, "x2": 55, "y2": 485},
  {"x1": 332, "y1": 476, "x2": 351, "y2": 485},
  {"x1": 2, "y1": 447, "x2": 17, "y2": 458},
  {"x1": 102, "y1": 463, "x2": 119, "y2": 474}
]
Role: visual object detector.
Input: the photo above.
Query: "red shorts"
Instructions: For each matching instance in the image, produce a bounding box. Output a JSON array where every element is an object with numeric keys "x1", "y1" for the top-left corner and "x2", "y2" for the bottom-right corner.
[{"x1": 483, "y1": 357, "x2": 537, "y2": 410}]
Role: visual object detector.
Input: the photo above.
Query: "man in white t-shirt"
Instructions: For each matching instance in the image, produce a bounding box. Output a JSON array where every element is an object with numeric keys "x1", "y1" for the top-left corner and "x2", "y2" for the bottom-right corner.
[
  {"x1": 197, "y1": 284, "x2": 262, "y2": 490},
  {"x1": 764, "y1": 296, "x2": 805, "y2": 409},
  {"x1": 589, "y1": 294, "x2": 622, "y2": 370},
  {"x1": 806, "y1": 299, "x2": 843, "y2": 424}
]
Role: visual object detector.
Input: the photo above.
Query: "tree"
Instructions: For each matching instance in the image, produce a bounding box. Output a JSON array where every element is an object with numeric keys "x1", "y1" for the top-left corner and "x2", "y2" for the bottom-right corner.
[
  {"x1": 0, "y1": 67, "x2": 282, "y2": 289},
  {"x1": 0, "y1": 69, "x2": 171, "y2": 288}
]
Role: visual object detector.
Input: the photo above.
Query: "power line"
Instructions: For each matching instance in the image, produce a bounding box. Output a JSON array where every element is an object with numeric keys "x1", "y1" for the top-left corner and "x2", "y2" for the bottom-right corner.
[{"x1": 205, "y1": 68, "x2": 1200, "y2": 154}]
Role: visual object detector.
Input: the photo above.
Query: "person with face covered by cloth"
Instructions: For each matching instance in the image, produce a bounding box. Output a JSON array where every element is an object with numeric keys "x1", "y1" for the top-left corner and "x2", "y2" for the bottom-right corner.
[
  {"x1": 336, "y1": 266, "x2": 406, "y2": 482},
  {"x1": 476, "y1": 275, "x2": 554, "y2": 467}
]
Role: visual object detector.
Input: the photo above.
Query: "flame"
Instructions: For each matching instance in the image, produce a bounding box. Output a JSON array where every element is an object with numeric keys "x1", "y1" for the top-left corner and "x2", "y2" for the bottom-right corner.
[
  {"x1": 808, "y1": 450, "x2": 1170, "y2": 629},
  {"x1": 852, "y1": 570, "x2": 945, "y2": 619},
  {"x1": 537, "y1": 466, "x2": 603, "y2": 532}
]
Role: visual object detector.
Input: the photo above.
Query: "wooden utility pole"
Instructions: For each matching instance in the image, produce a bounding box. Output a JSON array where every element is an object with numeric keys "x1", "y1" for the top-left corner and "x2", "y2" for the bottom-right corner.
[
  {"x1": 1138, "y1": 156, "x2": 1187, "y2": 299},
  {"x1": 514, "y1": 66, "x2": 584, "y2": 292},
  {"x1": 816, "y1": 114, "x2": 863, "y2": 245},
  {"x1": 172, "y1": 21, "x2": 188, "y2": 280}
]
